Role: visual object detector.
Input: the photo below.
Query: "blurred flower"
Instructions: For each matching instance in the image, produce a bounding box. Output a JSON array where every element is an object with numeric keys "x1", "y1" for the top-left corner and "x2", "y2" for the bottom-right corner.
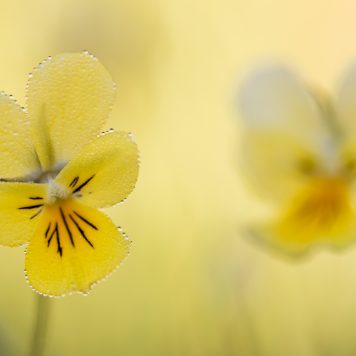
[
  {"x1": 0, "y1": 52, "x2": 139, "y2": 296},
  {"x1": 238, "y1": 65, "x2": 356, "y2": 256}
]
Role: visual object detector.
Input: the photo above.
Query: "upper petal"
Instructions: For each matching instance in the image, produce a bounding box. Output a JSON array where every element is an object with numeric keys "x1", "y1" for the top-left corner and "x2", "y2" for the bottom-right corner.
[
  {"x1": 0, "y1": 182, "x2": 47, "y2": 247},
  {"x1": 336, "y1": 63, "x2": 356, "y2": 137},
  {"x1": 26, "y1": 52, "x2": 116, "y2": 170},
  {"x1": 238, "y1": 65, "x2": 325, "y2": 141},
  {"x1": 55, "y1": 131, "x2": 139, "y2": 208},
  {"x1": 0, "y1": 93, "x2": 40, "y2": 179}
]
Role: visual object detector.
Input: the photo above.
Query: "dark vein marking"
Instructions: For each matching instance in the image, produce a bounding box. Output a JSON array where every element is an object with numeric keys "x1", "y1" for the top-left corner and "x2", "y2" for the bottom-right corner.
[
  {"x1": 18, "y1": 204, "x2": 43, "y2": 210},
  {"x1": 69, "y1": 176, "x2": 79, "y2": 188},
  {"x1": 73, "y1": 211, "x2": 98, "y2": 230},
  {"x1": 45, "y1": 222, "x2": 51, "y2": 238},
  {"x1": 47, "y1": 223, "x2": 57, "y2": 247},
  {"x1": 69, "y1": 214, "x2": 94, "y2": 248},
  {"x1": 30, "y1": 208, "x2": 43, "y2": 220},
  {"x1": 46, "y1": 222, "x2": 62, "y2": 256},
  {"x1": 72, "y1": 175, "x2": 95, "y2": 194},
  {"x1": 59, "y1": 207, "x2": 75, "y2": 247},
  {"x1": 29, "y1": 196, "x2": 43, "y2": 200},
  {"x1": 55, "y1": 223, "x2": 62, "y2": 256}
]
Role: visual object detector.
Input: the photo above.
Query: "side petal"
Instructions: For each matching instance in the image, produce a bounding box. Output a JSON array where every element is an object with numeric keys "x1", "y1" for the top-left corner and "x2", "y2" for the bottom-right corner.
[
  {"x1": 0, "y1": 182, "x2": 48, "y2": 246},
  {"x1": 26, "y1": 52, "x2": 116, "y2": 170},
  {"x1": 55, "y1": 131, "x2": 139, "y2": 208},
  {"x1": 241, "y1": 131, "x2": 322, "y2": 203},
  {"x1": 238, "y1": 65, "x2": 324, "y2": 140},
  {"x1": 25, "y1": 199, "x2": 130, "y2": 296},
  {"x1": 0, "y1": 93, "x2": 40, "y2": 179}
]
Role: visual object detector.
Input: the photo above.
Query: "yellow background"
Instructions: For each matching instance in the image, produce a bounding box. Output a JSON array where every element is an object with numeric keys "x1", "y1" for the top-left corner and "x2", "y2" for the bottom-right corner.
[{"x1": 0, "y1": 1, "x2": 356, "y2": 355}]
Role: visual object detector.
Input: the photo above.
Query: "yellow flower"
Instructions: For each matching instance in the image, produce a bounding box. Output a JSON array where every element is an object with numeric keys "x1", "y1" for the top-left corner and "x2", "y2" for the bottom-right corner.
[
  {"x1": 238, "y1": 65, "x2": 356, "y2": 256},
  {"x1": 0, "y1": 52, "x2": 139, "y2": 296}
]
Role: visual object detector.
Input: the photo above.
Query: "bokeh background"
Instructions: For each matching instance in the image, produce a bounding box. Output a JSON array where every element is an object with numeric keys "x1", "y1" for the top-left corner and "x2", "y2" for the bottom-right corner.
[{"x1": 1, "y1": 0, "x2": 356, "y2": 355}]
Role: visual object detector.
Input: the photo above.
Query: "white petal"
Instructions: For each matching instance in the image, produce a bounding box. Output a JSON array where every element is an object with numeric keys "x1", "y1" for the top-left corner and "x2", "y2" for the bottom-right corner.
[{"x1": 238, "y1": 65, "x2": 322, "y2": 138}]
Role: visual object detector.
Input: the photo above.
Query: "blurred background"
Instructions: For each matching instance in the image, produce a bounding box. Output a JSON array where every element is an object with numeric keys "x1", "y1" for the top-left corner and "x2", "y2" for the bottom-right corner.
[{"x1": 1, "y1": 0, "x2": 356, "y2": 355}]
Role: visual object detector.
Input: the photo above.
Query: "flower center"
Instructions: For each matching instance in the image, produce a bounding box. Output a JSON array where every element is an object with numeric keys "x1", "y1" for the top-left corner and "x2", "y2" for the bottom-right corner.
[
  {"x1": 293, "y1": 179, "x2": 348, "y2": 224},
  {"x1": 47, "y1": 180, "x2": 71, "y2": 205},
  {"x1": 278, "y1": 177, "x2": 353, "y2": 242}
]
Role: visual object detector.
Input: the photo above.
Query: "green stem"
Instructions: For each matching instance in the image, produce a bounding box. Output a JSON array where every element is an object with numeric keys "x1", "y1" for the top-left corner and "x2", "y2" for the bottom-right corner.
[{"x1": 28, "y1": 294, "x2": 51, "y2": 356}]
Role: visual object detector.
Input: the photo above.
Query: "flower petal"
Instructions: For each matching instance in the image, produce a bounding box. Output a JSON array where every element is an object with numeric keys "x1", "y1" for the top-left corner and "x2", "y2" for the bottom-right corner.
[
  {"x1": 55, "y1": 131, "x2": 139, "y2": 208},
  {"x1": 239, "y1": 65, "x2": 324, "y2": 140},
  {"x1": 25, "y1": 199, "x2": 130, "y2": 296},
  {"x1": 336, "y1": 63, "x2": 356, "y2": 135},
  {"x1": 247, "y1": 178, "x2": 356, "y2": 256},
  {"x1": 241, "y1": 131, "x2": 322, "y2": 203},
  {"x1": 0, "y1": 93, "x2": 40, "y2": 179},
  {"x1": 26, "y1": 52, "x2": 116, "y2": 170},
  {"x1": 0, "y1": 182, "x2": 47, "y2": 246}
]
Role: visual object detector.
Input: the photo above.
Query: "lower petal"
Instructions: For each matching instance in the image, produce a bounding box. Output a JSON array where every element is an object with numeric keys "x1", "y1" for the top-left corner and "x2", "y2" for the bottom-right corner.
[
  {"x1": 25, "y1": 199, "x2": 130, "y2": 296},
  {"x1": 246, "y1": 178, "x2": 356, "y2": 256}
]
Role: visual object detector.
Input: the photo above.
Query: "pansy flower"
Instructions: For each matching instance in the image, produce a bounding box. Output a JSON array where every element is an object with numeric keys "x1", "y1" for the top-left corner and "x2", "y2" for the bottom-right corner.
[
  {"x1": 0, "y1": 52, "x2": 139, "y2": 295},
  {"x1": 238, "y1": 65, "x2": 356, "y2": 255}
]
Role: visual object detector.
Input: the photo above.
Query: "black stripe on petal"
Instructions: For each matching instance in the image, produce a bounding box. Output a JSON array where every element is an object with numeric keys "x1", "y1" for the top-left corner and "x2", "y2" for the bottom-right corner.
[
  {"x1": 59, "y1": 207, "x2": 75, "y2": 247},
  {"x1": 69, "y1": 214, "x2": 94, "y2": 248},
  {"x1": 72, "y1": 175, "x2": 95, "y2": 194},
  {"x1": 73, "y1": 211, "x2": 98, "y2": 230},
  {"x1": 18, "y1": 204, "x2": 43, "y2": 210}
]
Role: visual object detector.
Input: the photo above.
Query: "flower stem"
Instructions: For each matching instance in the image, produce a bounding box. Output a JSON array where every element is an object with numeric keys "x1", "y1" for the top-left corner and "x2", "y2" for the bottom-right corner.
[{"x1": 29, "y1": 294, "x2": 51, "y2": 356}]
